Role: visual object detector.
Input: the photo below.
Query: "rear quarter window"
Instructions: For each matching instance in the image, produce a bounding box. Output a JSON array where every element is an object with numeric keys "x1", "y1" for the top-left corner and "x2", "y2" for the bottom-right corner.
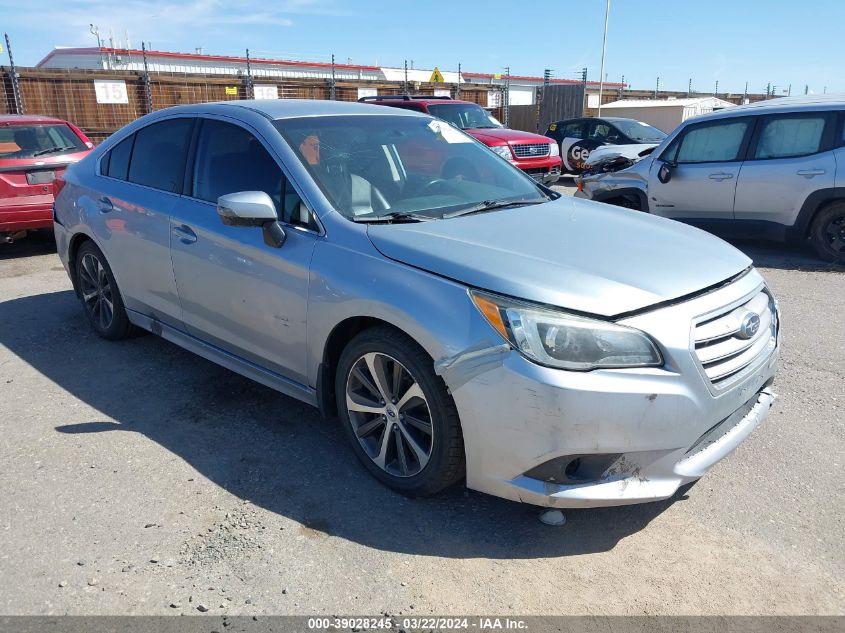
[{"x1": 103, "y1": 134, "x2": 135, "y2": 180}]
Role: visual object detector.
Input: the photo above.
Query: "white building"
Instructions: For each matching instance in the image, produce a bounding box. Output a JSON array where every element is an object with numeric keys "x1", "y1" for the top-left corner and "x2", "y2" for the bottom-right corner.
[{"x1": 595, "y1": 97, "x2": 736, "y2": 132}]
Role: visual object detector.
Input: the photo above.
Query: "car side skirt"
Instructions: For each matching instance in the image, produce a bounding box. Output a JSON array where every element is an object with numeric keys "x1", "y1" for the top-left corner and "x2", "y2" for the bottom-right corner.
[{"x1": 127, "y1": 309, "x2": 318, "y2": 407}]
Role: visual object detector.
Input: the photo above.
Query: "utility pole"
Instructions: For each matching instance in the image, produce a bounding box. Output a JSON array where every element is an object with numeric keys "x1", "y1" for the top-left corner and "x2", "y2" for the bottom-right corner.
[
  {"x1": 787, "y1": 83, "x2": 791, "y2": 96},
  {"x1": 688, "y1": 78, "x2": 692, "y2": 97},
  {"x1": 245, "y1": 48, "x2": 254, "y2": 99},
  {"x1": 804, "y1": 84, "x2": 809, "y2": 95},
  {"x1": 581, "y1": 67, "x2": 588, "y2": 83},
  {"x1": 743, "y1": 81, "x2": 748, "y2": 103},
  {"x1": 4, "y1": 33, "x2": 24, "y2": 114},
  {"x1": 714, "y1": 80, "x2": 719, "y2": 96},
  {"x1": 655, "y1": 76, "x2": 660, "y2": 98},
  {"x1": 329, "y1": 53, "x2": 336, "y2": 100},
  {"x1": 141, "y1": 42, "x2": 153, "y2": 112},
  {"x1": 597, "y1": 0, "x2": 610, "y2": 116},
  {"x1": 403, "y1": 59, "x2": 409, "y2": 96}
]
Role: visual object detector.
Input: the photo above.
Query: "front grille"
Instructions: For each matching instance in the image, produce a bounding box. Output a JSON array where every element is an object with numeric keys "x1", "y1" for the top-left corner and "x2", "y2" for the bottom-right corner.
[
  {"x1": 693, "y1": 289, "x2": 778, "y2": 388},
  {"x1": 511, "y1": 143, "x2": 550, "y2": 159}
]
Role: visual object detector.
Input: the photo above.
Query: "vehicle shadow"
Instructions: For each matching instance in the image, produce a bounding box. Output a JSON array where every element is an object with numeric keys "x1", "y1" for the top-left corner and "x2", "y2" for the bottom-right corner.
[
  {"x1": 727, "y1": 238, "x2": 845, "y2": 273},
  {"x1": 0, "y1": 230, "x2": 57, "y2": 261},
  {"x1": 1, "y1": 290, "x2": 689, "y2": 559}
]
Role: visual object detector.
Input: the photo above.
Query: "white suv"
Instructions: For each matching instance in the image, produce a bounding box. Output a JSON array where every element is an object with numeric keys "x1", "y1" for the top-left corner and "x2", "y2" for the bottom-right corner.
[{"x1": 576, "y1": 95, "x2": 845, "y2": 262}]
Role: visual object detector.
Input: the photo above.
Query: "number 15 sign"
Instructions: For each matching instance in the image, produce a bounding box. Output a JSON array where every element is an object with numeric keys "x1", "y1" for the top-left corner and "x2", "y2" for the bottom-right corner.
[{"x1": 94, "y1": 80, "x2": 129, "y2": 104}]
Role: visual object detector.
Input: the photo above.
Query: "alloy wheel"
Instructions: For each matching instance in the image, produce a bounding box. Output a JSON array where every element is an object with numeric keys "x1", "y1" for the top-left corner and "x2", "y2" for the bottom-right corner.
[
  {"x1": 824, "y1": 214, "x2": 845, "y2": 254},
  {"x1": 344, "y1": 352, "x2": 434, "y2": 477},
  {"x1": 78, "y1": 252, "x2": 115, "y2": 331}
]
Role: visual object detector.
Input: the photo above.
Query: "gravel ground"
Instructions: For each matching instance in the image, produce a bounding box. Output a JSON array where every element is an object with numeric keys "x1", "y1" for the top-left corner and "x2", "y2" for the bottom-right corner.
[{"x1": 0, "y1": 227, "x2": 842, "y2": 617}]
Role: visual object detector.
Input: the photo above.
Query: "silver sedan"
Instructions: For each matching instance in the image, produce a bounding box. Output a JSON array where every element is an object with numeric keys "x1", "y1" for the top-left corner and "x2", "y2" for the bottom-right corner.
[{"x1": 53, "y1": 100, "x2": 779, "y2": 507}]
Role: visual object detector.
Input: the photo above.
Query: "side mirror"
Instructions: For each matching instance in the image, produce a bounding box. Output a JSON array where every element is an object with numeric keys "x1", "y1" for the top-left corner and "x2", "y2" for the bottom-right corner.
[
  {"x1": 657, "y1": 162, "x2": 674, "y2": 184},
  {"x1": 217, "y1": 191, "x2": 279, "y2": 227},
  {"x1": 217, "y1": 191, "x2": 286, "y2": 248}
]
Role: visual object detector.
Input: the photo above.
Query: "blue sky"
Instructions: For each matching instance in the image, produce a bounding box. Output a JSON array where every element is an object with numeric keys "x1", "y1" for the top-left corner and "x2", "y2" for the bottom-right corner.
[{"x1": 2, "y1": 0, "x2": 843, "y2": 95}]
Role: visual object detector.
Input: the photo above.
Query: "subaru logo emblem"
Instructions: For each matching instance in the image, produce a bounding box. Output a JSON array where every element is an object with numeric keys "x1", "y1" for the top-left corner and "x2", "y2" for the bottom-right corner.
[{"x1": 738, "y1": 312, "x2": 761, "y2": 340}]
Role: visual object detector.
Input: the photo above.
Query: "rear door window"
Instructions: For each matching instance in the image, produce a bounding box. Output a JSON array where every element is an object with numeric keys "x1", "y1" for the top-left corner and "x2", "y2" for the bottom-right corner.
[
  {"x1": 560, "y1": 121, "x2": 586, "y2": 138},
  {"x1": 127, "y1": 118, "x2": 194, "y2": 193},
  {"x1": 753, "y1": 114, "x2": 828, "y2": 159}
]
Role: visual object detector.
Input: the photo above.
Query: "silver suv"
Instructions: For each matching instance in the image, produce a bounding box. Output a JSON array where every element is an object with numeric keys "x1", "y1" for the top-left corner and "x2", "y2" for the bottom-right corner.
[
  {"x1": 54, "y1": 100, "x2": 779, "y2": 508},
  {"x1": 576, "y1": 96, "x2": 845, "y2": 262}
]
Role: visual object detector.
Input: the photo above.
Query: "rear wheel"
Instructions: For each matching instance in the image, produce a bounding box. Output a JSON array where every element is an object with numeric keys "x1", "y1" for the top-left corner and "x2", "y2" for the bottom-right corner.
[
  {"x1": 75, "y1": 241, "x2": 135, "y2": 340},
  {"x1": 335, "y1": 326, "x2": 465, "y2": 496},
  {"x1": 809, "y1": 201, "x2": 845, "y2": 263}
]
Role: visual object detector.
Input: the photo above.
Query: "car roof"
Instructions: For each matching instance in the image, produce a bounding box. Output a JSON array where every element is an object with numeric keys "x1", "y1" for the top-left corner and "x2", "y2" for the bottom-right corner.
[
  {"x1": 158, "y1": 99, "x2": 431, "y2": 120},
  {"x1": 691, "y1": 94, "x2": 845, "y2": 123},
  {"x1": 363, "y1": 96, "x2": 478, "y2": 106},
  {"x1": 0, "y1": 114, "x2": 71, "y2": 125}
]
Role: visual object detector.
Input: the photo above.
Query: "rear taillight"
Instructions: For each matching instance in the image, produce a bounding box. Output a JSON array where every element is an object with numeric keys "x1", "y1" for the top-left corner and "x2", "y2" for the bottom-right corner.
[
  {"x1": 576, "y1": 179, "x2": 583, "y2": 192},
  {"x1": 53, "y1": 177, "x2": 67, "y2": 197}
]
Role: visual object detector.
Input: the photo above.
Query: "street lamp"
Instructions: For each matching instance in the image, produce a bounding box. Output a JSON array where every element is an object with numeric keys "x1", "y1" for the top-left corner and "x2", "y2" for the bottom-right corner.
[{"x1": 597, "y1": 0, "x2": 610, "y2": 116}]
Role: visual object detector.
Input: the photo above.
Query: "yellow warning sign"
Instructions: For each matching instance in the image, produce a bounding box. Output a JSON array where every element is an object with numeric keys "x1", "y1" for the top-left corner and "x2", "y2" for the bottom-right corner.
[
  {"x1": 225, "y1": 86, "x2": 238, "y2": 96},
  {"x1": 429, "y1": 67, "x2": 445, "y2": 83}
]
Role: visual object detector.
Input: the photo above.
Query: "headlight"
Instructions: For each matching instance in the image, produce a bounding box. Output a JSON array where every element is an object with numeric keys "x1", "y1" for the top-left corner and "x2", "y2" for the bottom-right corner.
[
  {"x1": 549, "y1": 142, "x2": 560, "y2": 157},
  {"x1": 491, "y1": 145, "x2": 514, "y2": 161},
  {"x1": 470, "y1": 290, "x2": 663, "y2": 370}
]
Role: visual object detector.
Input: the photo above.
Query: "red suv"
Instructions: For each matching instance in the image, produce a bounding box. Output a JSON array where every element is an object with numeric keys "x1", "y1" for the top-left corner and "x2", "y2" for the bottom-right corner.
[
  {"x1": 359, "y1": 96, "x2": 562, "y2": 185},
  {"x1": 1, "y1": 115, "x2": 93, "y2": 243}
]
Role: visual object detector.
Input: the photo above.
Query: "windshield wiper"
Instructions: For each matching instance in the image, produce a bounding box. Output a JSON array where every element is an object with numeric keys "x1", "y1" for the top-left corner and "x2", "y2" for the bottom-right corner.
[
  {"x1": 33, "y1": 146, "x2": 75, "y2": 157},
  {"x1": 351, "y1": 211, "x2": 432, "y2": 224},
  {"x1": 442, "y1": 199, "x2": 545, "y2": 219}
]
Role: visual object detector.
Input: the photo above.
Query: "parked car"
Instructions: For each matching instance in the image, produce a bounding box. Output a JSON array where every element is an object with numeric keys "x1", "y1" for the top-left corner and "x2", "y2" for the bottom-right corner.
[
  {"x1": 545, "y1": 116, "x2": 667, "y2": 174},
  {"x1": 359, "y1": 95, "x2": 562, "y2": 184},
  {"x1": 54, "y1": 100, "x2": 779, "y2": 507},
  {"x1": 575, "y1": 96, "x2": 845, "y2": 262},
  {"x1": 0, "y1": 114, "x2": 93, "y2": 243}
]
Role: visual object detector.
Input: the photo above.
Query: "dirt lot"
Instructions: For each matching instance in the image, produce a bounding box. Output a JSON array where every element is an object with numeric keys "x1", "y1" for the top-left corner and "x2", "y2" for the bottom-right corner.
[{"x1": 0, "y1": 229, "x2": 843, "y2": 616}]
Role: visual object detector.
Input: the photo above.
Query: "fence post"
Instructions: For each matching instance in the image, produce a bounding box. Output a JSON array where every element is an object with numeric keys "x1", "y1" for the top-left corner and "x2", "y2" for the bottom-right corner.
[
  {"x1": 141, "y1": 42, "x2": 153, "y2": 113},
  {"x1": 456, "y1": 63, "x2": 461, "y2": 100},
  {"x1": 503, "y1": 66, "x2": 510, "y2": 127},
  {"x1": 244, "y1": 49, "x2": 254, "y2": 99},
  {"x1": 4, "y1": 33, "x2": 25, "y2": 114},
  {"x1": 329, "y1": 53, "x2": 336, "y2": 100}
]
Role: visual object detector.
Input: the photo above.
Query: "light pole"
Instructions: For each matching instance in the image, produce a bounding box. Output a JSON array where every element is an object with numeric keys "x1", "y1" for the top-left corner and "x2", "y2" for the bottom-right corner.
[{"x1": 597, "y1": 0, "x2": 610, "y2": 115}]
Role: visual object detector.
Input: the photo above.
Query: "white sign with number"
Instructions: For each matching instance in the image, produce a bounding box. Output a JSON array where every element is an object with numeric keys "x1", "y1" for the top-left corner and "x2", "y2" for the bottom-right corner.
[
  {"x1": 94, "y1": 80, "x2": 129, "y2": 104},
  {"x1": 357, "y1": 87, "x2": 377, "y2": 99},
  {"x1": 253, "y1": 85, "x2": 279, "y2": 100},
  {"x1": 487, "y1": 90, "x2": 502, "y2": 108}
]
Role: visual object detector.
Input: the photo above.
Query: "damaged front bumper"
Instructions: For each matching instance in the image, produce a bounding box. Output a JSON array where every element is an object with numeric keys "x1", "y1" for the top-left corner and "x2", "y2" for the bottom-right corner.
[{"x1": 443, "y1": 269, "x2": 780, "y2": 508}]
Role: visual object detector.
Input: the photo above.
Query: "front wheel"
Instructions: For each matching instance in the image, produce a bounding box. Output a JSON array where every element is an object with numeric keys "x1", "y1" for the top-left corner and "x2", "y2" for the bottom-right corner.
[
  {"x1": 810, "y1": 201, "x2": 845, "y2": 263},
  {"x1": 335, "y1": 326, "x2": 465, "y2": 496}
]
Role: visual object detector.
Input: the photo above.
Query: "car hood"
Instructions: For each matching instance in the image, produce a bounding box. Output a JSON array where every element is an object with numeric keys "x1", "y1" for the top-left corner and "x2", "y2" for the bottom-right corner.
[
  {"x1": 588, "y1": 143, "x2": 658, "y2": 163},
  {"x1": 465, "y1": 127, "x2": 553, "y2": 145},
  {"x1": 366, "y1": 197, "x2": 751, "y2": 317}
]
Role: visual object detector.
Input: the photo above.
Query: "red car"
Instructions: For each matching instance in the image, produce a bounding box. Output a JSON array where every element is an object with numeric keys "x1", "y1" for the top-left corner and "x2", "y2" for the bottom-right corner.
[
  {"x1": 1, "y1": 115, "x2": 93, "y2": 243},
  {"x1": 359, "y1": 96, "x2": 562, "y2": 185}
]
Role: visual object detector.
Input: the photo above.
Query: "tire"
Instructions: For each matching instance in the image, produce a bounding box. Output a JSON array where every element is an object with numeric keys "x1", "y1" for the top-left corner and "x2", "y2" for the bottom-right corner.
[
  {"x1": 809, "y1": 201, "x2": 845, "y2": 263},
  {"x1": 75, "y1": 241, "x2": 136, "y2": 340},
  {"x1": 335, "y1": 326, "x2": 465, "y2": 496}
]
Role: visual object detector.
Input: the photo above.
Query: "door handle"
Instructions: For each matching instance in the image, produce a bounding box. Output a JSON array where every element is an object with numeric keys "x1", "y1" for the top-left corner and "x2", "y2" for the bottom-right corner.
[
  {"x1": 98, "y1": 196, "x2": 114, "y2": 213},
  {"x1": 797, "y1": 169, "x2": 825, "y2": 178},
  {"x1": 172, "y1": 224, "x2": 198, "y2": 244},
  {"x1": 708, "y1": 173, "x2": 734, "y2": 181}
]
